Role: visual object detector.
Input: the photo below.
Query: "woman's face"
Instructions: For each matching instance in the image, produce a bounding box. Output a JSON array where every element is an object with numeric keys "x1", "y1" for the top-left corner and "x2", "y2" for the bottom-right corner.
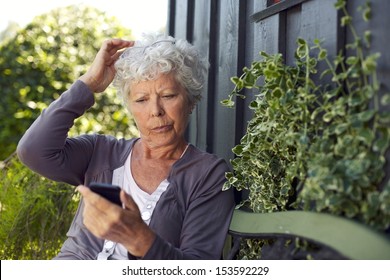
[{"x1": 128, "y1": 73, "x2": 192, "y2": 148}]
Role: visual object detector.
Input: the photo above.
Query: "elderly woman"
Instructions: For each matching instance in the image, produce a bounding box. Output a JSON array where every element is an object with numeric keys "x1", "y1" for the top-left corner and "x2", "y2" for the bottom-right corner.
[{"x1": 17, "y1": 34, "x2": 235, "y2": 260}]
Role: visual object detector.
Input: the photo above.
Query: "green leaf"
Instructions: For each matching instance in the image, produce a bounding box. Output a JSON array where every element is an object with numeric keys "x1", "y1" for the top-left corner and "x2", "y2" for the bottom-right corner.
[
  {"x1": 341, "y1": 16, "x2": 352, "y2": 26},
  {"x1": 346, "y1": 56, "x2": 358, "y2": 65},
  {"x1": 334, "y1": 0, "x2": 346, "y2": 10},
  {"x1": 357, "y1": 128, "x2": 375, "y2": 144},
  {"x1": 348, "y1": 94, "x2": 365, "y2": 107},
  {"x1": 362, "y1": 53, "x2": 380, "y2": 74},
  {"x1": 221, "y1": 98, "x2": 235, "y2": 107},
  {"x1": 297, "y1": 38, "x2": 307, "y2": 46},
  {"x1": 320, "y1": 68, "x2": 333, "y2": 80},
  {"x1": 373, "y1": 136, "x2": 389, "y2": 154},
  {"x1": 356, "y1": 110, "x2": 376, "y2": 122},
  {"x1": 335, "y1": 123, "x2": 349, "y2": 135},
  {"x1": 318, "y1": 49, "x2": 327, "y2": 61},
  {"x1": 323, "y1": 112, "x2": 333, "y2": 122},
  {"x1": 249, "y1": 100, "x2": 259, "y2": 110},
  {"x1": 378, "y1": 112, "x2": 390, "y2": 124},
  {"x1": 232, "y1": 145, "x2": 244, "y2": 156},
  {"x1": 260, "y1": 51, "x2": 270, "y2": 58},
  {"x1": 368, "y1": 192, "x2": 380, "y2": 208},
  {"x1": 342, "y1": 200, "x2": 360, "y2": 218},
  {"x1": 296, "y1": 45, "x2": 307, "y2": 58},
  {"x1": 286, "y1": 78, "x2": 294, "y2": 89},
  {"x1": 362, "y1": 4, "x2": 372, "y2": 22},
  {"x1": 364, "y1": 30, "x2": 372, "y2": 48},
  {"x1": 381, "y1": 94, "x2": 390, "y2": 106},
  {"x1": 231, "y1": 76, "x2": 240, "y2": 85},
  {"x1": 272, "y1": 87, "x2": 282, "y2": 98},
  {"x1": 243, "y1": 72, "x2": 256, "y2": 88}
]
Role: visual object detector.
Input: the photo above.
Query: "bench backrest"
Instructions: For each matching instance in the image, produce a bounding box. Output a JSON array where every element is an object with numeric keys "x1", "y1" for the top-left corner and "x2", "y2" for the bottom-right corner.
[{"x1": 225, "y1": 209, "x2": 390, "y2": 259}]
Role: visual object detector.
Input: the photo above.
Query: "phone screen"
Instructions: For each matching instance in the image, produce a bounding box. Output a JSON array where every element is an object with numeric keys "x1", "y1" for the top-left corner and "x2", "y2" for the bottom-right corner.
[{"x1": 88, "y1": 182, "x2": 122, "y2": 206}]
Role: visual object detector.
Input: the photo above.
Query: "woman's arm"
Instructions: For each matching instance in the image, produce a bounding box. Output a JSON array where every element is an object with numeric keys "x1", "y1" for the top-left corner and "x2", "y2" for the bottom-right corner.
[
  {"x1": 17, "y1": 81, "x2": 96, "y2": 186},
  {"x1": 17, "y1": 39, "x2": 134, "y2": 186}
]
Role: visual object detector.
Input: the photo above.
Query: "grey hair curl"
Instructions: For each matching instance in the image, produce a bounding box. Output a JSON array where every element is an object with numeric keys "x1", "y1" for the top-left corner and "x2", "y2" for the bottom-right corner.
[{"x1": 114, "y1": 33, "x2": 208, "y2": 106}]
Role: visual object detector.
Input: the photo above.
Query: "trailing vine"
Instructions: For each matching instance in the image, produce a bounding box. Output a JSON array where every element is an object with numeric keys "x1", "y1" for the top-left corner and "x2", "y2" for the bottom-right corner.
[{"x1": 222, "y1": 0, "x2": 390, "y2": 258}]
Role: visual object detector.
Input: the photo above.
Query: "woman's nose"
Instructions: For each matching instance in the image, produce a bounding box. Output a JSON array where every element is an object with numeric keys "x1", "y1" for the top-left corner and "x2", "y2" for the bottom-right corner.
[{"x1": 150, "y1": 99, "x2": 165, "y2": 117}]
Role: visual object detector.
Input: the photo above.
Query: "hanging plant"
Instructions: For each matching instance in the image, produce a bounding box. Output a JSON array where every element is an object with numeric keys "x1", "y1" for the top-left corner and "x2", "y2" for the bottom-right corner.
[{"x1": 222, "y1": 0, "x2": 390, "y2": 234}]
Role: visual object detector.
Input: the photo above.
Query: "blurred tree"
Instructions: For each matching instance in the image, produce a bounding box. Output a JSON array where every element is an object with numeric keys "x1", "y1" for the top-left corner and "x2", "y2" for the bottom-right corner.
[
  {"x1": 0, "y1": 21, "x2": 20, "y2": 43},
  {"x1": 0, "y1": 5, "x2": 139, "y2": 259},
  {"x1": 0, "y1": 5, "x2": 138, "y2": 160}
]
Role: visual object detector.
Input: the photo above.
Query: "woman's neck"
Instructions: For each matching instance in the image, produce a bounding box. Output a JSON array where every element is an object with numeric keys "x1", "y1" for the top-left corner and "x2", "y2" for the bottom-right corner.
[{"x1": 133, "y1": 138, "x2": 188, "y2": 160}]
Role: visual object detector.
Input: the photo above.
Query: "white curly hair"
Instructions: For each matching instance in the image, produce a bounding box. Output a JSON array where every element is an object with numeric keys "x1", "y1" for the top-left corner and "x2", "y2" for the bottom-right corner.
[{"x1": 114, "y1": 33, "x2": 208, "y2": 107}]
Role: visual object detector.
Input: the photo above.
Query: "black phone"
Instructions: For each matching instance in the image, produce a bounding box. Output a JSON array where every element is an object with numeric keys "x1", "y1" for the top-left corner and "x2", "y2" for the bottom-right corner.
[{"x1": 88, "y1": 182, "x2": 122, "y2": 206}]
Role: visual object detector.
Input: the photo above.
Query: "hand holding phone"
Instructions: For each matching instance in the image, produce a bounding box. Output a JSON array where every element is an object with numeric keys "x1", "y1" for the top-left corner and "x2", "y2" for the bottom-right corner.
[{"x1": 88, "y1": 182, "x2": 122, "y2": 206}]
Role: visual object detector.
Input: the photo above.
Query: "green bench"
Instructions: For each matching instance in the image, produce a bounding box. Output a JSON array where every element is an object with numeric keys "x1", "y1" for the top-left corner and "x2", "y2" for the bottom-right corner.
[{"x1": 224, "y1": 209, "x2": 390, "y2": 260}]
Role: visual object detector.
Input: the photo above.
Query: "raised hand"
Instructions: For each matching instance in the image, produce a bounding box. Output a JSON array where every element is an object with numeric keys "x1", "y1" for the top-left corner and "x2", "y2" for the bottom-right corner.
[{"x1": 79, "y1": 39, "x2": 134, "y2": 93}]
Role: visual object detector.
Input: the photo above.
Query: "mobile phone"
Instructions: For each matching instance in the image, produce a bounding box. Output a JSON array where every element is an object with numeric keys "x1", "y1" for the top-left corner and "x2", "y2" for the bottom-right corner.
[{"x1": 88, "y1": 182, "x2": 122, "y2": 206}]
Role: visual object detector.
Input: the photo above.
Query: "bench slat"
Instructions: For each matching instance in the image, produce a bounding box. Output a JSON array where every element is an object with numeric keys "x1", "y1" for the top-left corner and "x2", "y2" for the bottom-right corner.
[{"x1": 228, "y1": 210, "x2": 390, "y2": 259}]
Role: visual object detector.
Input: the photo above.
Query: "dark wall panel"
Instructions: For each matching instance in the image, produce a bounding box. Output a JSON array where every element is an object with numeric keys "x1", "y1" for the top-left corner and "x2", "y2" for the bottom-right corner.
[
  {"x1": 285, "y1": 5, "x2": 301, "y2": 65},
  {"x1": 189, "y1": 0, "x2": 215, "y2": 151},
  {"x1": 173, "y1": 0, "x2": 189, "y2": 39},
  {"x1": 212, "y1": 0, "x2": 244, "y2": 161}
]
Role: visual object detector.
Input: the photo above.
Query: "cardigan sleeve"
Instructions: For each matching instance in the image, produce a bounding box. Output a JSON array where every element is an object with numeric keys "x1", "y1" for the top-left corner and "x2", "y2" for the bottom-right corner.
[{"x1": 17, "y1": 80, "x2": 96, "y2": 186}]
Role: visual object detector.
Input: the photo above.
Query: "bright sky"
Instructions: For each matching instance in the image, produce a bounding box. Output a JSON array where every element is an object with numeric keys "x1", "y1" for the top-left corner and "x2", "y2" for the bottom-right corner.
[{"x1": 0, "y1": 0, "x2": 168, "y2": 39}]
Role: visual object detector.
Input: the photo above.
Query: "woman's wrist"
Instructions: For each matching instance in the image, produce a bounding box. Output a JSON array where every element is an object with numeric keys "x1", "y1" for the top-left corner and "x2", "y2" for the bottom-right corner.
[
  {"x1": 79, "y1": 74, "x2": 99, "y2": 93},
  {"x1": 125, "y1": 224, "x2": 156, "y2": 257}
]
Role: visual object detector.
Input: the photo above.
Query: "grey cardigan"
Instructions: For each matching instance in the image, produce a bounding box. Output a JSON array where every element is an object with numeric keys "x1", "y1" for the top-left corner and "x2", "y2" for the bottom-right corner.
[{"x1": 17, "y1": 80, "x2": 235, "y2": 260}]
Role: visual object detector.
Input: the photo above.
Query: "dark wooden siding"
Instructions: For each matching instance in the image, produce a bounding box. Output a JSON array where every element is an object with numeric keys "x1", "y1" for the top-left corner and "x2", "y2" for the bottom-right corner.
[{"x1": 168, "y1": 0, "x2": 390, "y2": 172}]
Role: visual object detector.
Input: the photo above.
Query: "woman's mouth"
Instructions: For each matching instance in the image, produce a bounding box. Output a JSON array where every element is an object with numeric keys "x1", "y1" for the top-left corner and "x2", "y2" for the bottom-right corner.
[{"x1": 152, "y1": 125, "x2": 172, "y2": 133}]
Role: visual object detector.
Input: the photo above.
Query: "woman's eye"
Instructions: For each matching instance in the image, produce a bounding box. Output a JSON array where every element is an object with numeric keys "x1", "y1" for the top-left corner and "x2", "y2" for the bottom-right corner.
[
  {"x1": 135, "y1": 98, "x2": 146, "y2": 103},
  {"x1": 163, "y1": 94, "x2": 176, "y2": 99}
]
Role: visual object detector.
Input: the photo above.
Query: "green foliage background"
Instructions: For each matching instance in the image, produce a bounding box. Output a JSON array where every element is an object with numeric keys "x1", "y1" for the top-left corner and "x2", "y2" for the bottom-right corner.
[
  {"x1": 0, "y1": 156, "x2": 78, "y2": 259},
  {"x1": 0, "y1": 5, "x2": 136, "y2": 160},
  {"x1": 0, "y1": 5, "x2": 138, "y2": 259}
]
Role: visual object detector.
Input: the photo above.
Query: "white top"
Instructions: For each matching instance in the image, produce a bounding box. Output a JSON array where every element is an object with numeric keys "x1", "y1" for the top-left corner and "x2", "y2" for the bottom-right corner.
[
  {"x1": 111, "y1": 151, "x2": 169, "y2": 259},
  {"x1": 97, "y1": 144, "x2": 189, "y2": 260}
]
